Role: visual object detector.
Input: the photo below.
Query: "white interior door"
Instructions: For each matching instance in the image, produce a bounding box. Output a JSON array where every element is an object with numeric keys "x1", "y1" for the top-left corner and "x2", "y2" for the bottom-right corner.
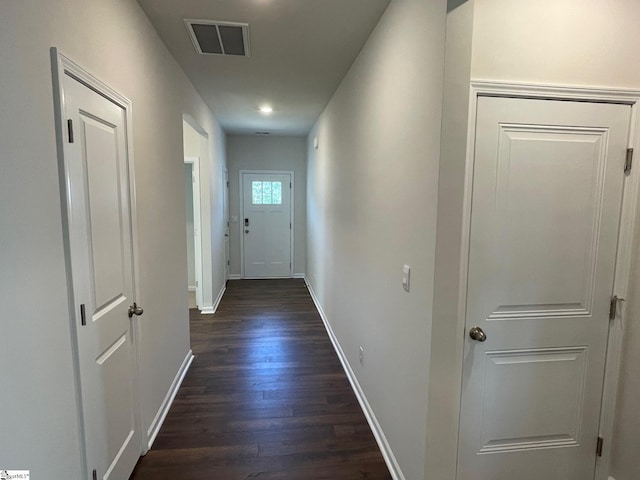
[
  {"x1": 242, "y1": 172, "x2": 292, "y2": 278},
  {"x1": 224, "y1": 168, "x2": 230, "y2": 281},
  {"x1": 457, "y1": 96, "x2": 631, "y2": 480},
  {"x1": 63, "y1": 73, "x2": 140, "y2": 480}
]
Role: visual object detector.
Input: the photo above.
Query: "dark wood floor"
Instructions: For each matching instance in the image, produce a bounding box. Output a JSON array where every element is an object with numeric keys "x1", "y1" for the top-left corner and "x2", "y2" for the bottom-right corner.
[{"x1": 130, "y1": 279, "x2": 391, "y2": 480}]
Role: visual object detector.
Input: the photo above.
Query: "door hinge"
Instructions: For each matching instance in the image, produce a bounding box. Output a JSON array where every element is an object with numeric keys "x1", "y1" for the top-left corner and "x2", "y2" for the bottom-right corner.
[
  {"x1": 596, "y1": 436, "x2": 604, "y2": 457},
  {"x1": 610, "y1": 295, "x2": 626, "y2": 320},
  {"x1": 226, "y1": 181, "x2": 230, "y2": 188},
  {"x1": 289, "y1": 182, "x2": 292, "y2": 188},
  {"x1": 227, "y1": 260, "x2": 230, "y2": 266},
  {"x1": 92, "y1": 469, "x2": 97, "y2": 480},
  {"x1": 290, "y1": 222, "x2": 292, "y2": 229},
  {"x1": 625, "y1": 148, "x2": 633, "y2": 175},
  {"x1": 67, "y1": 119, "x2": 74, "y2": 143},
  {"x1": 80, "y1": 304, "x2": 86, "y2": 326}
]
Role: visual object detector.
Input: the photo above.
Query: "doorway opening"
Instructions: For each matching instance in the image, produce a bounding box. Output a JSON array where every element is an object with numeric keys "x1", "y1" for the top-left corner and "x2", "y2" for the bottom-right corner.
[{"x1": 183, "y1": 117, "x2": 215, "y2": 313}]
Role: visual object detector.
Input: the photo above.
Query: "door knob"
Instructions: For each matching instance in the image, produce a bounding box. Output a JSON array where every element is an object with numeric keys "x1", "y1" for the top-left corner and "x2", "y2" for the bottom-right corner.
[
  {"x1": 469, "y1": 326, "x2": 487, "y2": 342},
  {"x1": 128, "y1": 302, "x2": 144, "y2": 318},
  {"x1": 245, "y1": 229, "x2": 249, "y2": 234}
]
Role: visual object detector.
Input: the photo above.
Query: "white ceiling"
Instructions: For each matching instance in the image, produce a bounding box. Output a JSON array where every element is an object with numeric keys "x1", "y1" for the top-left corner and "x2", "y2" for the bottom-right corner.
[{"x1": 137, "y1": 0, "x2": 391, "y2": 136}]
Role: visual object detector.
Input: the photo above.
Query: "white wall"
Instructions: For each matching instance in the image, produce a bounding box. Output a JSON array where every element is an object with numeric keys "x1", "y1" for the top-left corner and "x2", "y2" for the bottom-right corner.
[
  {"x1": 426, "y1": 1, "x2": 640, "y2": 478},
  {"x1": 471, "y1": 0, "x2": 640, "y2": 88},
  {"x1": 613, "y1": 208, "x2": 640, "y2": 479},
  {"x1": 227, "y1": 135, "x2": 306, "y2": 277},
  {"x1": 305, "y1": 1, "x2": 446, "y2": 478},
  {"x1": 0, "y1": 0, "x2": 225, "y2": 477}
]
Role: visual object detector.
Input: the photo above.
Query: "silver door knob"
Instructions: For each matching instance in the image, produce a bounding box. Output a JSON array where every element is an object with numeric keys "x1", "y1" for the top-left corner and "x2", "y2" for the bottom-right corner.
[
  {"x1": 469, "y1": 326, "x2": 487, "y2": 342},
  {"x1": 128, "y1": 303, "x2": 144, "y2": 318}
]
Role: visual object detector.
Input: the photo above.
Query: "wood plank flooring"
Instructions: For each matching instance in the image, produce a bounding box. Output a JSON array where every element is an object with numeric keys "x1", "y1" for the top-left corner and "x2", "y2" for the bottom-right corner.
[{"x1": 130, "y1": 279, "x2": 392, "y2": 480}]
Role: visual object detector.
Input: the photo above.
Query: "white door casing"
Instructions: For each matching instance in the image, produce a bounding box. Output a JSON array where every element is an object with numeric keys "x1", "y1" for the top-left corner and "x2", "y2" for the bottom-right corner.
[
  {"x1": 184, "y1": 156, "x2": 203, "y2": 308},
  {"x1": 53, "y1": 51, "x2": 141, "y2": 480},
  {"x1": 241, "y1": 171, "x2": 293, "y2": 278},
  {"x1": 457, "y1": 95, "x2": 631, "y2": 480}
]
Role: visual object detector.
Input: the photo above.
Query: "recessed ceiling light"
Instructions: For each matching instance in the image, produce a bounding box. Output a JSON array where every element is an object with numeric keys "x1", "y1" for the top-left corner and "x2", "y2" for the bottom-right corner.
[{"x1": 259, "y1": 105, "x2": 273, "y2": 114}]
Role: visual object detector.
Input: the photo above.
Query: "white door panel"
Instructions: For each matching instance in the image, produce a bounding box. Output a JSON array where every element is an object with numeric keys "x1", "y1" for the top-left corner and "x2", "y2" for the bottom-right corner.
[
  {"x1": 242, "y1": 173, "x2": 292, "y2": 278},
  {"x1": 224, "y1": 168, "x2": 230, "y2": 281},
  {"x1": 63, "y1": 73, "x2": 140, "y2": 480},
  {"x1": 457, "y1": 97, "x2": 631, "y2": 480}
]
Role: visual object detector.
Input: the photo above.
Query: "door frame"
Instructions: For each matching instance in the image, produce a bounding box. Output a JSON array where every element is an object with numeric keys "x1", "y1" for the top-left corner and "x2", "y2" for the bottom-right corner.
[
  {"x1": 182, "y1": 116, "x2": 216, "y2": 314},
  {"x1": 50, "y1": 48, "x2": 145, "y2": 470},
  {"x1": 444, "y1": 81, "x2": 640, "y2": 480},
  {"x1": 224, "y1": 167, "x2": 230, "y2": 282},
  {"x1": 184, "y1": 156, "x2": 204, "y2": 308},
  {"x1": 239, "y1": 170, "x2": 294, "y2": 279}
]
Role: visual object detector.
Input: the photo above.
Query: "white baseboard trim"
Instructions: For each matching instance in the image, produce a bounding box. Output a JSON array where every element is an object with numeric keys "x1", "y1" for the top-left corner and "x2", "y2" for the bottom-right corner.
[
  {"x1": 145, "y1": 350, "x2": 194, "y2": 451},
  {"x1": 200, "y1": 284, "x2": 226, "y2": 315},
  {"x1": 609, "y1": 477, "x2": 616, "y2": 480},
  {"x1": 229, "y1": 274, "x2": 306, "y2": 280},
  {"x1": 188, "y1": 285, "x2": 196, "y2": 292},
  {"x1": 212, "y1": 284, "x2": 226, "y2": 312},
  {"x1": 304, "y1": 277, "x2": 404, "y2": 480},
  {"x1": 244, "y1": 276, "x2": 296, "y2": 279}
]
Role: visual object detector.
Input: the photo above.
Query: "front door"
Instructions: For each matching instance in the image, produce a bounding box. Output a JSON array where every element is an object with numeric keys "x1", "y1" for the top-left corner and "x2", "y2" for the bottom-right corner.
[
  {"x1": 62, "y1": 71, "x2": 140, "y2": 479},
  {"x1": 242, "y1": 172, "x2": 292, "y2": 278},
  {"x1": 457, "y1": 96, "x2": 631, "y2": 480}
]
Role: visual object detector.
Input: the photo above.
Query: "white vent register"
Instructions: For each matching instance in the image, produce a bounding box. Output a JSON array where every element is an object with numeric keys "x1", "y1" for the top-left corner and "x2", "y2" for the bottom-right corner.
[{"x1": 185, "y1": 19, "x2": 251, "y2": 57}]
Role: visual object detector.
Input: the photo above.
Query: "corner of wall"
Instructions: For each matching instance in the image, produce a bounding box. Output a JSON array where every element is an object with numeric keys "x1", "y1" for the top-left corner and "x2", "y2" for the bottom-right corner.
[{"x1": 425, "y1": 0, "x2": 475, "y2": 477}]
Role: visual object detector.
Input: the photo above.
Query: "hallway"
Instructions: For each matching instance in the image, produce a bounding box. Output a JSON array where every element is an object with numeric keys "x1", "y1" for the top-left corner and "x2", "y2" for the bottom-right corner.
[{"x1": 130, "y1": 279, "x2": 391, "y2": 479}]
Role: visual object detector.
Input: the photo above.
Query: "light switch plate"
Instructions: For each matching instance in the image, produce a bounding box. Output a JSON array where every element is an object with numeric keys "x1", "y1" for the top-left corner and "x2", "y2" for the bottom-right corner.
[{"x1": 402, "y1": 265, "x2": 411, "y2": 292}]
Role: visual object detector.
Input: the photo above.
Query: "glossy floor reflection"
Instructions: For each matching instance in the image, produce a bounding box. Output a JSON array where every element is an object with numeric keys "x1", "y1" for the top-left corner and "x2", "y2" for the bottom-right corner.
[{"x1": 130, "y1": 279, "x2": 392, "y2": 480}]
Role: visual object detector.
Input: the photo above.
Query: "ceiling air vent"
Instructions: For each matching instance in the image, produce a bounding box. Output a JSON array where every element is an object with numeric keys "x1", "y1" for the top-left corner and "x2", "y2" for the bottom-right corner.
[{"x1": 185, "y1": 19, "x2": 250, "y2": 57}]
